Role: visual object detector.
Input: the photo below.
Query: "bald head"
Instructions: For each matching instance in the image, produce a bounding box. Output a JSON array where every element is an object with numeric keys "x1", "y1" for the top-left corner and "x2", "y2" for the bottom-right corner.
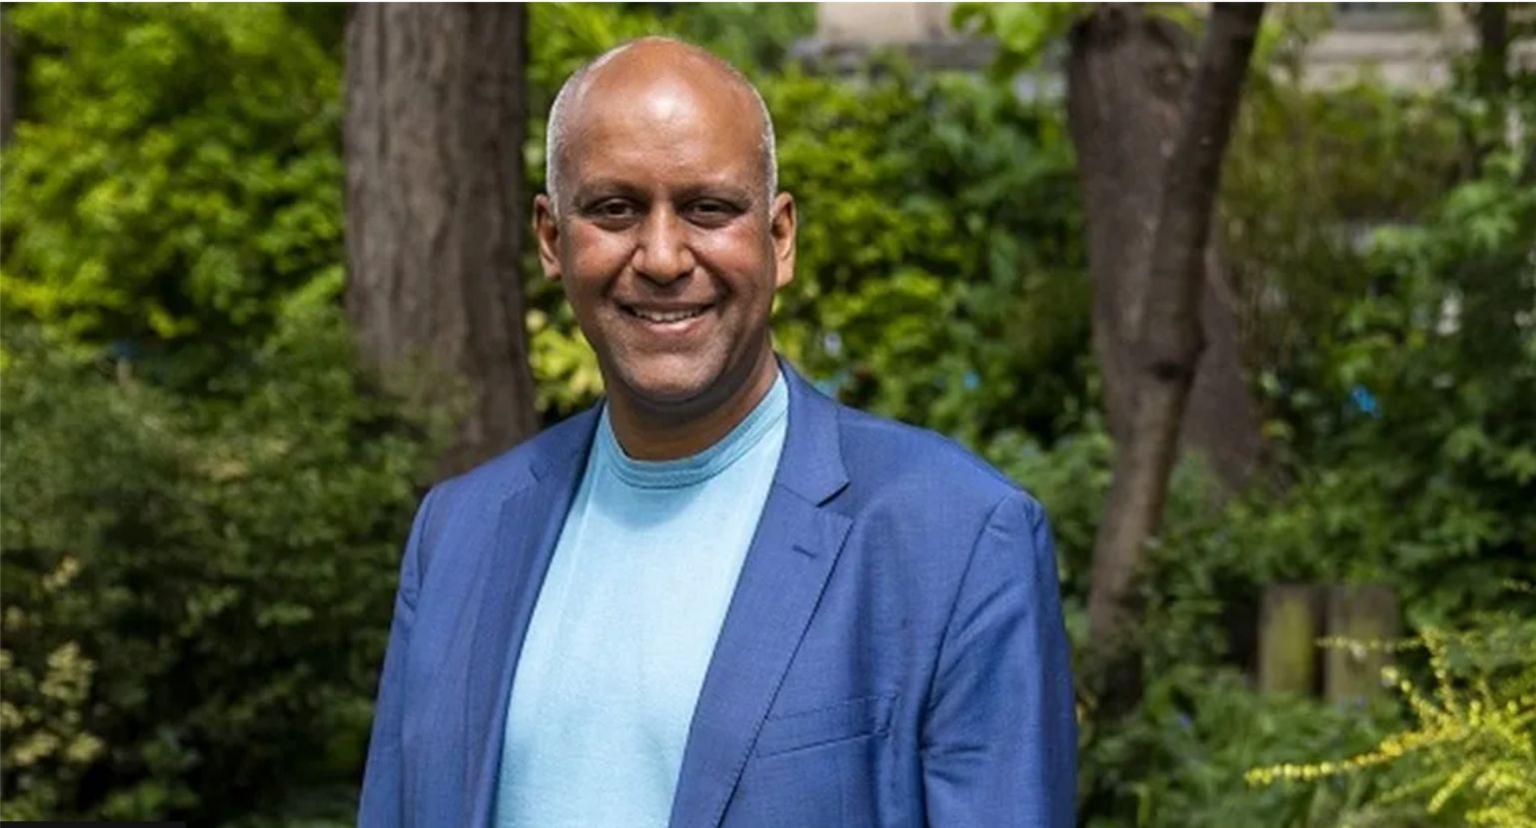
[{"x1": 545, "y1": 37, "x2": 777, "y2": 219}]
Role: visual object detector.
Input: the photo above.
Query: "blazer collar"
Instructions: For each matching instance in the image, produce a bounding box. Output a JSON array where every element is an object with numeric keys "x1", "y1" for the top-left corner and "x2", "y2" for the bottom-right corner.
[{"x1": 768, "y1": 354, "x2": 850, "y2": 506}]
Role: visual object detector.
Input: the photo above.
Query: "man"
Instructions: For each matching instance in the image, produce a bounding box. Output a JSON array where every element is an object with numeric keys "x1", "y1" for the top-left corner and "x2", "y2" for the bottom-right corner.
[{"x1": 359, "y1": 37, "x2": 1076, "y2": 828}]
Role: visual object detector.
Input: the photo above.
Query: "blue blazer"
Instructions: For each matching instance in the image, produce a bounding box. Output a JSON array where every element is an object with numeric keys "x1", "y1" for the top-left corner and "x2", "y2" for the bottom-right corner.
[{"x1": 359, "y1": 359, "x2": 1077, "y2": 827}]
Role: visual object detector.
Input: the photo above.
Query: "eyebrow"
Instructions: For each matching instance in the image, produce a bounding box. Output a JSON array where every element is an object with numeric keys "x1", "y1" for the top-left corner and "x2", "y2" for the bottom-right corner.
[
  {"x1": 573, "y1": 178, "x2": 757, "y2": 206},
  {"x1": 572, "y1": 180, "x2": 645, "y2": 205}
]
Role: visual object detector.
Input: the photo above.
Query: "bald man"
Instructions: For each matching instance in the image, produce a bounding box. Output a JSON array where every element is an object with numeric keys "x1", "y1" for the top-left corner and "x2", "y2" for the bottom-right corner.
[{"x1": 358, "y1": 38, "x2": 1076, "y2": 828}]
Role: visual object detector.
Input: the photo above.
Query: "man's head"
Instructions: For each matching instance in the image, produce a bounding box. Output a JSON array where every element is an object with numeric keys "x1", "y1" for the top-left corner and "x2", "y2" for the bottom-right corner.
[
  {"x1": 533, "y1": 37, "x2": 796, "y2": 423},
  {"x1": 544, "y1": 40, "x2": 778, "y2": 221}
]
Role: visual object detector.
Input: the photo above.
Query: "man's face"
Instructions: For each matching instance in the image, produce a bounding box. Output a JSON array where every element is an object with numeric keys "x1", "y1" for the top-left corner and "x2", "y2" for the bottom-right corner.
[{"x1": 534, "y1": 66, "x2": 795, "y2": 417}]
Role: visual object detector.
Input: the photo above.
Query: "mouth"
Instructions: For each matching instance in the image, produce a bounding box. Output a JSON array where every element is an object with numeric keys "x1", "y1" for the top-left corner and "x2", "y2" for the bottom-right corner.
[{"x1": 616, "y1": 301, "x2": 716, "y2": 328}]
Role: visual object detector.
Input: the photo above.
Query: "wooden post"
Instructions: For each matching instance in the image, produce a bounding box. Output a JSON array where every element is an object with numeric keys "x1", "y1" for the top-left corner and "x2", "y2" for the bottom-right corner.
[
  {"x1": 1258, "y1": 583, "x2": 1324, "y2": 696},
  {"x1": 1324, "y1": 585, "x2": 1401, "y2": 705}
]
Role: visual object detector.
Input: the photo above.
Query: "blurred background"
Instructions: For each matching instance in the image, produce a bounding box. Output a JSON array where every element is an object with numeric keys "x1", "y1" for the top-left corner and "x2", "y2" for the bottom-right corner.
[{"x1": 1, "y1": 3, "x2": 1532, "y2": 825}]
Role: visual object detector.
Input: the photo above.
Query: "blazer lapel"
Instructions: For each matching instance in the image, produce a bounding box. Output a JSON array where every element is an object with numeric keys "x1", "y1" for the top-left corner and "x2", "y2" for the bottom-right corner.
[
  {"x1": 668, "y1": 361, "x2": 853, "y2": 828},
  {"x1": 463, "y1": 408, "x2": 600, "y2": 827}
]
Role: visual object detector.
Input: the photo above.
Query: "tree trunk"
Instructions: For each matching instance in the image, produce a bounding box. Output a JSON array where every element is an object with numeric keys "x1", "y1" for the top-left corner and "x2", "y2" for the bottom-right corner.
[
  {"x1": 345, "y1": 3, "x2": 539, "y2": 476},
  {"x1": 1066, "y1": 5, "x2": 1263, "y2": 496},
  {"x1": 1473, "y1": 2, "x2": 1511, "y2": 167},
  {"x1": 1474, "y1": 3, "x2": 1509, "y2": 99},
  {"x1": 1074, "y1": 3, "x2": 1266, "y2": 653},
  {"x1": 2, "y1": 7, "x2": 17, "y2": 147}
]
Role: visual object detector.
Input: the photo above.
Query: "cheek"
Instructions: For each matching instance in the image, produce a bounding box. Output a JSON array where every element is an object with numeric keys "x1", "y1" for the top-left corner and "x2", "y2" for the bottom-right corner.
[
  {"x1": 563, "y1": 233, "x2": 632, "y2": 296},
  {"x1": 693, "y1": 226, "x2": 776, "y2": 291}
]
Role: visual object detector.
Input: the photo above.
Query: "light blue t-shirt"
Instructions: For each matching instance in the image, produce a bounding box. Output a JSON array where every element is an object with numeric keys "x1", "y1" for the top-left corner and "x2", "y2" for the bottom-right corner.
[{"x1": 494, "y1": 369, "x2": 789, "y2": 828}]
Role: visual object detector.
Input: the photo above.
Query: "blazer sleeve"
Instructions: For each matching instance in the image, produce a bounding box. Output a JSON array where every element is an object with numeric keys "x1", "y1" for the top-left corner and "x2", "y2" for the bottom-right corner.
[
  {"x1": 920, "y1": 493, "x2": 1077, "y2": 827},
  {"x1": 358, "y1": 485, "x2": 439, "y2": 827}
]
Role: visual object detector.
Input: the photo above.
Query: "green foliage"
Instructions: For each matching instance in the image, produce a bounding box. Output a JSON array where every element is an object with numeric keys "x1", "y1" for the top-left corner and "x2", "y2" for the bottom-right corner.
[
  {"x1": 0, "y1": 303, "x2": 445, "y2": 821},
  {"x1": 0, "y1": 638, "x2": 102, "y2": 820},
  {"x1": 1226, "y1": 80, "x2": 1466, "y2": 457},
  {"x1": 951, "y1": 3, "x2": 1082, "y2": 76},
  {"x1": 1072, "y1": 136, "x2": 1536, "y2": 824},
  {"x1": 526, "y1": 1, "x2": 813, "y2": 101},
  {"x1": 1229, "y1": 145, "x2": 1534, "y2": 627},
  {"x1": 768, "y1": 61, "x2": 1090, "y2": 446},
  {"x1": 1083, "y1": 668, "x2": 1398, "y2": 828},
  {"x1": 1250, "y1": 609, "x2": 1536, "y2": 827},
  {"x1": 1, "y1": 4, "x2": 345, "y2": 384}
]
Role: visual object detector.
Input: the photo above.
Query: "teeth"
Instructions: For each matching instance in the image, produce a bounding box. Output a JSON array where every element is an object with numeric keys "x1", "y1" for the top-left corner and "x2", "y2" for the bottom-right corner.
[{"x1": 626, "y1": 306, "x2": 707, "y2": 323}]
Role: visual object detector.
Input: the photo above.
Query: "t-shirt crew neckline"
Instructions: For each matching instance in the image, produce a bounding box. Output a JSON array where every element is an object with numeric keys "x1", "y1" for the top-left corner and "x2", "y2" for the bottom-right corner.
[{"x1": 595, "y1": 368, "x2": 789, "y2": 490}]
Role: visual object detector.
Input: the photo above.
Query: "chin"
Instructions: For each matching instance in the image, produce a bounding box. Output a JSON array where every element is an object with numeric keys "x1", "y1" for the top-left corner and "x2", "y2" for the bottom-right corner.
[{"x1": 618, "y1": 359, "x2": 723, "y2": 409}]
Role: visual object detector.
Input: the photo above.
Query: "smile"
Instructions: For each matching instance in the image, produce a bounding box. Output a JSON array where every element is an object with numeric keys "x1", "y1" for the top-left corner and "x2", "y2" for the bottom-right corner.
[{"x1": 618, "y1": 303, "x2": 714, "y2": 324}]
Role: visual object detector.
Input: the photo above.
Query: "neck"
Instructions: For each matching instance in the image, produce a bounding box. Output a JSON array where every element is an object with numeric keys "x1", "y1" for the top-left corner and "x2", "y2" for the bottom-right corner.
[{"x1": 606, "y1": 350, "x2": 780, "y2": 461}]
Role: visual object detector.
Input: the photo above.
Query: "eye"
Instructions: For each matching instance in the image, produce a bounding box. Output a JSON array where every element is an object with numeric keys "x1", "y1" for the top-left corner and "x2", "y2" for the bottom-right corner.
[
  {"x1": 581, "y1": 197, "x2": 641, "y2": 227},
  {"x1": 687, "y1": 199, "x2": 742, "y2": 226}
]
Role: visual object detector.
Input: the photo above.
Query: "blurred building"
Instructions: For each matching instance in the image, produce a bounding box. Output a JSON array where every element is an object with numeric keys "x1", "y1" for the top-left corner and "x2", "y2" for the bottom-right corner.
[
  {"x1": 798, "y1": 2, "x2": 994, "y2": 72},
  {"x1": 796, "y1": 2, "x2": 1536, "y2": 92}
]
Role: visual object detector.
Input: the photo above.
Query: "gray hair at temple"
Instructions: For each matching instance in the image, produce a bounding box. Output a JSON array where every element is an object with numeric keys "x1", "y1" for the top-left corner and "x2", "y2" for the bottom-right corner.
[{"x1": 543, "y1": 37, "x2": 778, "y2": 220}]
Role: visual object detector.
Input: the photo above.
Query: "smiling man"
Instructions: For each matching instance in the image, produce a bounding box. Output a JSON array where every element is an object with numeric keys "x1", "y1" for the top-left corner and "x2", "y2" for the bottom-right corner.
[{"x1": 358, "y1": 37, "x2": 1076, "y2": 828}]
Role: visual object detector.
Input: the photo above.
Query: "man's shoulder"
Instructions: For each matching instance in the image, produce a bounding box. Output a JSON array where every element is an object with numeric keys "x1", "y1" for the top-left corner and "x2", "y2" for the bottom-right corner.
[
  {"x1": 821, "y1": 401, "x2": 1052, "y2": 600},
  {"x1": 830, "y1": 402, "x2": 1039, "y2": 519},
  {"x1": 429, "y1": 406, "x2": 598, "y2": 510}
]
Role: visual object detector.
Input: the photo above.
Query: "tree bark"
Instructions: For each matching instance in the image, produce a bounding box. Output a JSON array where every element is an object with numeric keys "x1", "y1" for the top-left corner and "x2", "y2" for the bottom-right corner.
[
  {"x1": 2, "y1": 7, "x2": 17, "y2": 147},
  {"x1": 1076, "y1": 3, "x2": 1266, "y2": 652},
  {"x1": 1066, "y1": 5, "x2": 1263, "y2": 496},
  {"x1": 345, "y1": 3, "x2": 539, "y2": 476},
  {"x1": 1474, "y1": 3, "x2": 1509, "y2": 103},
  {"x1": 1473, "y1": 2, "x2": 1511, "y2": 169}
]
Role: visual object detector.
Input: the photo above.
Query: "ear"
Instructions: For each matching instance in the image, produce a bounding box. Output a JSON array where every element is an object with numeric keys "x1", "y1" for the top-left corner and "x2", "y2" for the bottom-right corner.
[
  {"x1": 533, "y1": 194, "x2": 563, "y2": 281},
  {"x1": 769, "y1": 192, "x2": 796, "y2": 290}
]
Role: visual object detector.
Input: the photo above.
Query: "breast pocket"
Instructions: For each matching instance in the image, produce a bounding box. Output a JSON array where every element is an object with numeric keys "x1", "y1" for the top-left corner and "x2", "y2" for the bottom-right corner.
[{"x1": 753, "y1": 694, "x2": 897, "y2": 759}]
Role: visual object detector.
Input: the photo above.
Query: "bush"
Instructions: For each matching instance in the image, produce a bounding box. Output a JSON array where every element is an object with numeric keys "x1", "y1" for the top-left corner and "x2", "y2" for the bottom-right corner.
[
  {"x1": 0, "y1": 298, "x2": 446, "y2": 821},
  {"x1": 1249, "y1": 610, "x2": 1536, "y2": 827},
  {"x1": 767, "y1": 61, "x2": 1090, "y2": 447},
  {"x1": 0, "y1": 4, "x2": 345, "y2": 386},
  {"x1": 1083, "y1": 668, "x2": 1399, "y2": 827}
]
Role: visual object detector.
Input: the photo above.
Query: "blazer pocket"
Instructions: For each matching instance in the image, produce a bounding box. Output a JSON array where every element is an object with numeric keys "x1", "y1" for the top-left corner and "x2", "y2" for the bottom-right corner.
[{"x1": 754, "y1": 694, "x2": 896, "y2": 759}]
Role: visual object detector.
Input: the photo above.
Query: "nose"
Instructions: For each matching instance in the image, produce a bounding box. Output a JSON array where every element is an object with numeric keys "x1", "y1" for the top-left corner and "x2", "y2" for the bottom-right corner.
[{"x1": 632, "y1": 207, "x2": 695, "y2": 284}]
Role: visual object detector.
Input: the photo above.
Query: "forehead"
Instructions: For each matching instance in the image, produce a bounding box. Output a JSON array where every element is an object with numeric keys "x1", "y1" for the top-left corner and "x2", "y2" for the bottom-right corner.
[{"x1": 563, "y1": 62, "x2": 764, "y2": 190}]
